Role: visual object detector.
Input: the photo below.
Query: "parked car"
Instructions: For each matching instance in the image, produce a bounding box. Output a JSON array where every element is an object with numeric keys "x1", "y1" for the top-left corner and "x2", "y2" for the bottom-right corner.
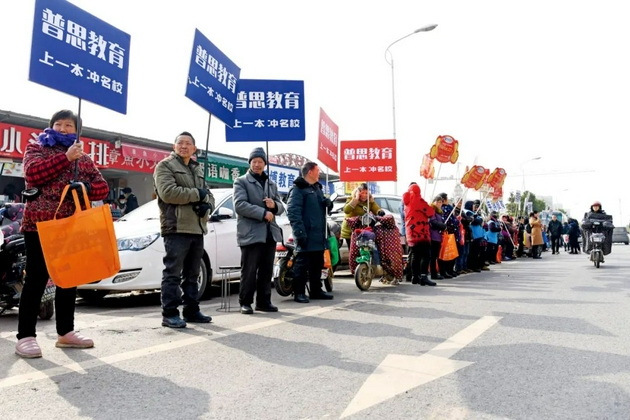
[
  {"x1": 77, "y1": 188, "x2": 244, "y2": 301},
  {"x1": 612, "y1": 227, "x2": 629, "y2": 245}
]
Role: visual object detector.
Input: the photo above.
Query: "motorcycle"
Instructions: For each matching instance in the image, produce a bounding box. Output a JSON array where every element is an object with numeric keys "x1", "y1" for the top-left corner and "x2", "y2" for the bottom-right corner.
[
  {"x1": 347, "y1": 209, "x2": 403, "y2": 291},
  {"x1": 273, "y1": 238, "x2": 332, "y2": 297},
  {"x1": 273, "y1": 193, "x2": 341, "y2": 297},
  {"x1": 586, "y1": 220, "x2": 612, "y2": 268},
  {"x1": 0, "y1": 203, "x2": 55, "y2": 319}
]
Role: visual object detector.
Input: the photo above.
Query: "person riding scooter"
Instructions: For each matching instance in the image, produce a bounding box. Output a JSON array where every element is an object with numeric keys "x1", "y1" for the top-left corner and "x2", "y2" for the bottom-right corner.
[
  {"x1": 581, "y1": 201, "x2": 614, "y2": 257},
  {"x1": 340, "y1": 183, "x2": 381, "y2": 250}
]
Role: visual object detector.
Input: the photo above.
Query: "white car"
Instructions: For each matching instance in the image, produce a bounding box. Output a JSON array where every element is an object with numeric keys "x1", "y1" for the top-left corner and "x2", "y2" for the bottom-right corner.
[{"x1": 77, "y1": 188, "x2": 244, "y2": 301}]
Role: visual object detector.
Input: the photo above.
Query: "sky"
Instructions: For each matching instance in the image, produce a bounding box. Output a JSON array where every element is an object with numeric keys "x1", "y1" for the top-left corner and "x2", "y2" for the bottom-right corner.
[{"x1": 1, "y1": 1, "x2": 629, "y2": 223}]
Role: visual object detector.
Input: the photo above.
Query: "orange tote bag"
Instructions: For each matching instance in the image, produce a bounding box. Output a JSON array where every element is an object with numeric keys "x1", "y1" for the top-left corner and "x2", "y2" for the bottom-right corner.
[{"x1": 37, "y1": 185, "x2": 120, "y2": 288}]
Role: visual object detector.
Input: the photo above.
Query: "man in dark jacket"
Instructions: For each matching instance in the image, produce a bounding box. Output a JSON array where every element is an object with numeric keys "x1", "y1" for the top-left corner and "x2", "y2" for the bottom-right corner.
[
  {"x1": 233, "y1": 147, "x2": 284, "y2": 314},
  {"x1": 547, "y1": 214, "x2": 563, "y2": 254},
  {"x1": 286, "y1": 162, "x2": 333, "y2": 303}
]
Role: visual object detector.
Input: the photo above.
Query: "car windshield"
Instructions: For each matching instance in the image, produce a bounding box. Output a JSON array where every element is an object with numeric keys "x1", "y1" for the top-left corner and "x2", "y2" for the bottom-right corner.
[{"x1": 117, "y1": 189, "x2": 232, "y2": 222}]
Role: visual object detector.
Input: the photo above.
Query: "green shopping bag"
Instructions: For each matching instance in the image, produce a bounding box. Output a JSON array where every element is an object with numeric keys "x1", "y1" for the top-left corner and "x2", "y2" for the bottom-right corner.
[{"x1": 328, "y1": 236, "x2": 339, "y2": 266}]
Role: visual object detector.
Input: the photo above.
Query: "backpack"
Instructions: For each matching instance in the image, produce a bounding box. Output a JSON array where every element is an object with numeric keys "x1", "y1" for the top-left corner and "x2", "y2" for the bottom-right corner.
[{"x1": 526, "y1": 224, "x2": 532, "y2": 234}]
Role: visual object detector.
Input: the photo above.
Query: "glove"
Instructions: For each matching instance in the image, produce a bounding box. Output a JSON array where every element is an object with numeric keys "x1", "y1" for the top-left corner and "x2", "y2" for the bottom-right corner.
[
  {"x1": 323, "y1": 198, "x2": 333, "y2": 210},
  {"x1": 69, "y1": 182, "x2": 91, "y2": 194},
  {"x1": 193, "y1": 203, "x2": 212, "y2": 218},
  {"x1": 197, "y1": 188, "x2": 209, "y2": 203},
  {"x1": 297, "y1": 237, "x2": 308, "y2": 248},
  {"x1": 377, "y1": 210, "x2": 386, "y2": 217}
]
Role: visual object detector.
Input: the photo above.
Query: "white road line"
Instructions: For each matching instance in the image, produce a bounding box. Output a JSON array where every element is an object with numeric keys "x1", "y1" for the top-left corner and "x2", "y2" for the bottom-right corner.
[{"x1": 0, "y1": 302, "x2": 356, "y2": 389}]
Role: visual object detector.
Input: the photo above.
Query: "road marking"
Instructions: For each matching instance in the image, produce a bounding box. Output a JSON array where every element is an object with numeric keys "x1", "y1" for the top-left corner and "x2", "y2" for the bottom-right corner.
[
  {"x1": 340, "y1": 315, "x2": 502, "y2": 418},
  {"x1": 0, "y1": 336, "x2": 207, "y2": 389},
  {"x1": 0, "y1": 316, "x2": 136, "y2": 340},
  {"x1": 0, "y1": 302, "x2": 356, "y2": 389}
]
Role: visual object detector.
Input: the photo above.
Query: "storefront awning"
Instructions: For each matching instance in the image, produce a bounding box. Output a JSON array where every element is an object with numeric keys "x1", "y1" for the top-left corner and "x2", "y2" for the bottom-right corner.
[
  {"x1": 121, "y1": 144, "x2": 171, "y2": 163},
  {"x1": 201, "y1": 153, "x2": 249, "y2": 185}
]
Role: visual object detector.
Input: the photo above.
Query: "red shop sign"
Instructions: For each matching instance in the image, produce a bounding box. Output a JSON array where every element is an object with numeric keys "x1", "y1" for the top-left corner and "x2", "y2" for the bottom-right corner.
[
  {"x1": 104, "y1": 143, "x2": 171, "y2": 173},
  {"x1": 0, "y1": 122, "x2": 171, "y2": 174},
  {"x1": 339, "y1": 139, "x2": 397, "y2": 182}
]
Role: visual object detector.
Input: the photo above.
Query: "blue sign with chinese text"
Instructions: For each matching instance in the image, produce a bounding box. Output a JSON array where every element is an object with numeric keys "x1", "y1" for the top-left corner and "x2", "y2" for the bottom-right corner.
[
  {"x1": 185, "y1": 29, "x2": 241, "y2": 127},
  {"x1": 226, "y1": 79, "x2": 306, "y2": 142},
  {"x1": 269, "y1": 164, "x2": 300, "y2": 194},
  {"x1": 29, "y1": 0, "x2": 131, "y2": 114}
]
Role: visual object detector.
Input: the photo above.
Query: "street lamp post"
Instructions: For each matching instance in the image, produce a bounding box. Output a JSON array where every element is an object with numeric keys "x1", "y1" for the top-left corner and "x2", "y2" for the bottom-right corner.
[{"x1": 384, "y1": 24, "x2": 437, "y2": 195}]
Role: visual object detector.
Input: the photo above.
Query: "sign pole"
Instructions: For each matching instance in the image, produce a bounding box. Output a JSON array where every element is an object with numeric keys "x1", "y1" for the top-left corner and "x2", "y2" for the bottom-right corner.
[
  {"x1": 430, "y1": 163, "x2": 442, "y2": 199},
  {"x1": 326, "y1": 167, "x2": 329, "y2": 196},
  {"x1": 203, "y1": 113, "x2": 212, "y2": 183},
  {"x1": 265, "y1": 141, "x2": 270, "y2": 197},
  {"x1": 74, "y1": 97, "x2": 83, "y2": 182}
]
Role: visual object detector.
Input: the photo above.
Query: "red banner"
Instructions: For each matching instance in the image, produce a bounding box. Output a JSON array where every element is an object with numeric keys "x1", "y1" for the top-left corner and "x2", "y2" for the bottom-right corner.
[
  {"x1": 0, "y1": 122, "x2": 170, "y2": 174},
  {"x1": 339, "y1": 139, "x2": 397, "y2": 182},
  {"x1": 317, "y1": 108, "x2": 339, "y2": 172}
]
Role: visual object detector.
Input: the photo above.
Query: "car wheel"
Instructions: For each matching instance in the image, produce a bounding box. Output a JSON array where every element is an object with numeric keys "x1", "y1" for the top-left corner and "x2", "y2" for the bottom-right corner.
[
  {"x1": 197, "y1": 257, "x2": 209, "y2": 300},
  {"x1": 625, "y1": 242, "x2": 629, "y2": 245},
  {"x1": 77, "y1": 290, "x2": 109, "y2": 302}
]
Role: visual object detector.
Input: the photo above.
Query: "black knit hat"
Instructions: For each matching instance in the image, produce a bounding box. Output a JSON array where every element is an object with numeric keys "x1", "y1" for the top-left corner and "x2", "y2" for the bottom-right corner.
[{"x1": 248, "y1": 147, "x2": 267, "y2": 164}]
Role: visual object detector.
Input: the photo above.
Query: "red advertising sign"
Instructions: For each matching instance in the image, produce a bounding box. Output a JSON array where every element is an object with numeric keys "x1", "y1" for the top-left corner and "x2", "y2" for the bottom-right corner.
[
  {"x1": 0, "y1": 122, "x2": 171, "y2": 174},
  {"x1": 492, "y1": 186, "x2": 503, "y2": 200},
  {"x1": 339, "y1": 139, "x2": 397, "y2": 182},
  {"x1": 317, "y1": 108, "x2": 339, "y2": 172},
  {"x1": 429, "y1": 134, "x2": 460, "y2": 164},
  {"x1": 487, "y1": 167, "x2": 507, "y2": 190},
  {"x1": 461, "y1": 165, "x2": 487, "y2": 190}
]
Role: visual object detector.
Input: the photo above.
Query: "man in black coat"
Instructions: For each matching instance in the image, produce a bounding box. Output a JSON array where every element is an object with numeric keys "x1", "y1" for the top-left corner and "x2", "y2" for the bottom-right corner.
[
  {"x1": 286, "y1": 162, "x2": 333, "y2": 303},
  {"x1": 547, "y1": 214, "x2": 563, "y2": 254}
]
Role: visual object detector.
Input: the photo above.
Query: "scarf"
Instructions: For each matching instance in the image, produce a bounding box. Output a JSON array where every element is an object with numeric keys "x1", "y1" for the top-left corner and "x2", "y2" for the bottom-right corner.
[{"x1": 38, "y1": 128, "x2": 77, "y2": 148}]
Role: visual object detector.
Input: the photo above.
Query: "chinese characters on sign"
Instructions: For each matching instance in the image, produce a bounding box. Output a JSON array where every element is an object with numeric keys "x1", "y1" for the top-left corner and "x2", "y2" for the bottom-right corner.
[
  {"x1": 185, "y1": 29, "x2": 241, "y2": 127},
  {"x1": 29, "y1": 0, "x2": 131, "y2": 114},
  {"x1": 200, "y1": 158, "x2": 249, "y2": 185},
  {"x1": 225, "y1": 79, "x2": 306, "y2": 142},
  {"x1": 339, "y1": 140, "x2": 397, "y2": 182},
  {"x1": 268, "y1": 164, "x2": 300, "y2": 194},
  {"x1": 317, "y1": 108, "x2": 339, "y2": 172}
]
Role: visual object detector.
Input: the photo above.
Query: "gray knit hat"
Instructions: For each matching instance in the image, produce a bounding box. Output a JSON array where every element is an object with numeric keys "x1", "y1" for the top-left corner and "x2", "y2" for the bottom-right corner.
[{"x1": 248, "y1": 147, "x2": 267, "y2": 164}]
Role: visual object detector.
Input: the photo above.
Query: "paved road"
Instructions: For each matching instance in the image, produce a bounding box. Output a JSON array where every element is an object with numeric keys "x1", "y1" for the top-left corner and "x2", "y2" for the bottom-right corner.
[{"x1": 1, "y1": 246, "x2": 629, "y2": 419}]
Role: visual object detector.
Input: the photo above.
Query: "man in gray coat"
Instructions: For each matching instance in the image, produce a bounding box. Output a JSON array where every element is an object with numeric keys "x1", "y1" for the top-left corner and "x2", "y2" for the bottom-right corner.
[{"x1": 233, "y1": 147, "x2": 284, "y2": 314}]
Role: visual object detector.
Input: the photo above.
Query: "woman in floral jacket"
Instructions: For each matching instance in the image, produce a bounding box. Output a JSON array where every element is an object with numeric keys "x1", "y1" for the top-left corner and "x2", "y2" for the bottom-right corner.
[{"x1": 15, "y1": 110, "x2": 109, "y2": 359}]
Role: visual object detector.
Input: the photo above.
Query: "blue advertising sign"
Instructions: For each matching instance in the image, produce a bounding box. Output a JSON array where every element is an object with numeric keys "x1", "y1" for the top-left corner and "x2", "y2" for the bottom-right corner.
[
  {"x1": 185, "y1": 29, "x2": 241, "y2": 127},
  {"x1": 269, "y1": 164, "x2": 299, "y2": 194},
  {"x1": 29, "y1": 0, "x2": 131, "y2": 114},
  {"x1": 225, "y1": 79, "x2": 305, "y2": 142}
]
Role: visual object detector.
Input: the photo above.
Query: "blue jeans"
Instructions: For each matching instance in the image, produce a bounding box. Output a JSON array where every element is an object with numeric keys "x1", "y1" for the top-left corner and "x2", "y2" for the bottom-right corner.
[
  {"x1": 372, "y1": 247, "x2": 381, "y2": 266},
  {"x1": 456, "y1": 242, "x2": 470, "y2": 271}
]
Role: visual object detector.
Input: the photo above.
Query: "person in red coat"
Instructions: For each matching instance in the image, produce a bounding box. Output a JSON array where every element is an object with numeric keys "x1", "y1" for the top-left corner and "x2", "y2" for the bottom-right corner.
[
  {"x1": 402, "y1": 182, "x2": 436, "y2": 286},
  {"x1": 15, "y1": 110, "x2": 109, "y2": 359}
]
